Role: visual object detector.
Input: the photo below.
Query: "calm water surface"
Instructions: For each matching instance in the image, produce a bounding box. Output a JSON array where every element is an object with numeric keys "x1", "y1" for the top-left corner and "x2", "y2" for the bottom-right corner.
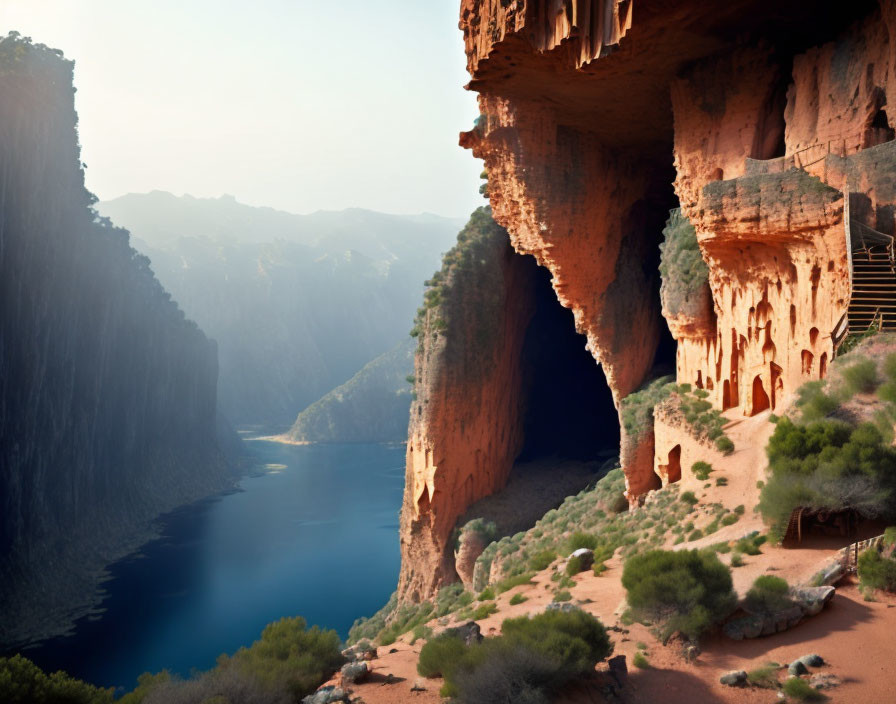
[{"x1": 23, "y1": 439, "x2": 405, "y2": 692}]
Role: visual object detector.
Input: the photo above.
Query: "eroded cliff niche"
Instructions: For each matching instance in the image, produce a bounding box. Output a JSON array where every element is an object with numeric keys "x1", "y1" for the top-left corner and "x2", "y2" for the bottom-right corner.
[{"x1": 399, "y1": 0, "x2": 896, "y2": 602}]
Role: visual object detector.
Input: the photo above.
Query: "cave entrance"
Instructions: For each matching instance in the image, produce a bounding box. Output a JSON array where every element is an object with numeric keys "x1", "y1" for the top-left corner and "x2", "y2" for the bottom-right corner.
[
  {"x1": 455, "y1": 258, "x2": 621, "y2": 541},
  {"x1": 516, "y1": 263, "x2": 619, "y2": 462},
  {"x1": 750, "y1": 374, "x2": 771, "y2": 415},
  {"x1": 865, "y1": 106, "x2": 895, "y2": 148}
]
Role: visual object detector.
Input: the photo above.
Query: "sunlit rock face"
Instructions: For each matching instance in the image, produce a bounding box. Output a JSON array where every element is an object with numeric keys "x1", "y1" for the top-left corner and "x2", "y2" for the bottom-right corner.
[
  {"x1": 398, "y1": 212, "x2": 537, "y2": 601},
  {"x1": 396, "y1": 0, "x2": 896, "y2": 601},
  {"x1": 0, "y1": 35, "x2": 233, "y2": 645}
]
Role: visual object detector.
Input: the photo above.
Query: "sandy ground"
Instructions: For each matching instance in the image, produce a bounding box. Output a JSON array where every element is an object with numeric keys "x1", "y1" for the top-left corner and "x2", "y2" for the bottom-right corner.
[{"x1": 342, "y1": 405, "x2": 896, "y2": 704}]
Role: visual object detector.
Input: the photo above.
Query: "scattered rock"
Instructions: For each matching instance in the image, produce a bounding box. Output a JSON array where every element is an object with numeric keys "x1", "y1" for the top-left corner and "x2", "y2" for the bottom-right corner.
[
  {"x1": 788, "y1": 660, "x2": 809, "y2": 676},
  {"x1": 381, "y1": 673, "x2": 398, "y2": 685},
  {"x1": 302, "y1": 686, "x2": 349, "y2": 704},
  {"x1": 340, "y1": 661, "x2": 369, "y2": 685},
  {"x1": 608, "y1": 654, "x2": 628, "y2": 687},
  {"x1": 444, "y1": 621, "x2": 482, "y2": 645},
  {"x1": 810, "y1": 673, "x2": 841, "y2": 690},
  {"x1": 411, "y1": 678, "x2": 427, "y2": 692},
  {"x1": 684, "y1": 644, "x2": 700, "y2": 662},
  {"x1": 724, "y1": 587, "x2": 836, "y2": 640},
  {"x1": 546, "y1": 601, "x2": 580, "y2": 613},
  {"x1": 796, "y1": 653, "x2": 825, "y2": 668},
  {"x1": 388, "y1": 648, "x2": 398, "y2": 654},
  {"x1": 720, "y1": 670, "x2": 748, "y2": 686}
]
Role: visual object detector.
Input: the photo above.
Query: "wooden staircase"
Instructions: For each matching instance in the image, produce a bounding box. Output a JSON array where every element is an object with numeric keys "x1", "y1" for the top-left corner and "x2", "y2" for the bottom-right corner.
[{"x1": 847, "y1": 222, "x2": 896, "y2": 335}]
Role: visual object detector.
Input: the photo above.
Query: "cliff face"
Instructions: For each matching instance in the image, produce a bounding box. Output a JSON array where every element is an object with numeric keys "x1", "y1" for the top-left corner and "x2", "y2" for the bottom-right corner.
[
  {"x1": 399, "y1": 208, "x2": 538, "y2": 601},
  {"x1": 0, "y1": 35, "x2": 232, "y2": 645},
  {"x1": 397, "y1": 0, "x2": 896, "y2": 603}
]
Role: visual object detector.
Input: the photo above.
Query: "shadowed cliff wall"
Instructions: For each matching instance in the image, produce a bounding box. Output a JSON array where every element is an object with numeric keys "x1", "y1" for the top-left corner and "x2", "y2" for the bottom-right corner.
[{"x1": 0, "y1": 34, "x2": 233, "y2": 646}]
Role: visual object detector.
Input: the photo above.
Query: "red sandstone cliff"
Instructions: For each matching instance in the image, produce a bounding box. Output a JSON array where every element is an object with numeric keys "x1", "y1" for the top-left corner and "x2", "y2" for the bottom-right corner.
[{"x1": 397, "y1": 0, "x2": 896, "y2": 603}]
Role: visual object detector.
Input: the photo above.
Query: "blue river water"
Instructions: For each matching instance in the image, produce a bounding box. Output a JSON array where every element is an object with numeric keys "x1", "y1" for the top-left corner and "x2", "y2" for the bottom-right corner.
[{"x1": 22, "y1": 439, "x2": 406, "y2": 693}]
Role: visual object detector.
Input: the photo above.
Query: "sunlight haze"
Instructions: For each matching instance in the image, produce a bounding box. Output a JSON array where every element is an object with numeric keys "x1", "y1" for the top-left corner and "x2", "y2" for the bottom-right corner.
[{"x1": 0, "y1": 0, "x2": 483, "y2": 217}]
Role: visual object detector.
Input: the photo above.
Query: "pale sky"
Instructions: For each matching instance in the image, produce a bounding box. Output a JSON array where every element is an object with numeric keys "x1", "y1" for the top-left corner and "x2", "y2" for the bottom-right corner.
[{"x1": 0, "y1": 0, "x2": 484, "y2": 217}]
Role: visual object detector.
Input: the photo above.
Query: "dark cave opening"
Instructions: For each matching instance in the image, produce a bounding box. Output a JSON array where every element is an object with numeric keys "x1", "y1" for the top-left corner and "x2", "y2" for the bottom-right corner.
[{"x1": 516, "y1": 263, "x2": 619, "y2": 463}]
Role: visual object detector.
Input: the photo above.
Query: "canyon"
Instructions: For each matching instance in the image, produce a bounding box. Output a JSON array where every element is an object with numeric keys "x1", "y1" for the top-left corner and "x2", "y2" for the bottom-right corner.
[
  {"x1": 398, "y1": 0, "x2": 896, "y2": 603},
  {"x1": 0, "y1": 35, "x2": 235, "y2": 647}
]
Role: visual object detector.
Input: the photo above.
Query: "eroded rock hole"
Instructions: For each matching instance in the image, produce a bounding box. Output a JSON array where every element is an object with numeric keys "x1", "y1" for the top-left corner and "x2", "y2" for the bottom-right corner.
[
  {"x1": 517, "y1": 263, "x2": 619, "y2": 462},
  {"x1": 455, "y1": 259, "x2": 621, "y2": 543}
]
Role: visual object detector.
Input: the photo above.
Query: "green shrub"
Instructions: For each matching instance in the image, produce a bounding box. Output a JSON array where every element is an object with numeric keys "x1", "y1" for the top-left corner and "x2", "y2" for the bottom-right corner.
[
  {"x1": 744, "y1": 575, "x2": 793, "y2": 614},
  {"x1": 529, "y1": 549, "x2": 556, "y2": 571},
  {"x1": 496, "y1": 573, "x2": 534, "y2": 594},
  {"x1": 566, "y1": 555, "x2": 586, "y2": 576},
  {"x1": 472, "y1": 602, "x2": 498, "y2": 620},
  {"x1": 593, "y1": 562, "x2": 608, "y2": 576},
  {"x1": 858, "y1": 548, "x2": 896, "y2": 591},
  {"x1": 477, "y1": 587, "x2": 495, "y2": 601},
  {"x1": 417, "y1": 631, "x2": 468, "y2": 678},
  {"x1": 783, "y1": 676, "x2": 826, "y2": 701},
  {"x1": 223, "y1": 617, "x2": 344, "y2": 699},
  {"x1": 715, "y1": 436, "x2": 735, "y2": 454},
  {"x1": 621, "y1": 376, "x2": 677, "y2": 439},
  {"x1": 721, "y1": 513, "x2": 739, "y2": 526},
  {"x1": 843, "y1": 358, "x2": 879, "y2": 395},
  {"x1": 692, "y1": 461, "x2": 713, "y2": 480},
  {"x1": 553, "y1": 590, "x2": 573, "y2": 602},
  {"x1": 632, "y1": 652, "x2": 651, "y2": 669},
  {"x1": 715, "y1": 476, "x2": 728, "y2": 486},
  {"x1": 734, "y1": 504, "x2": 745, "y2": 515},
  {"x1": 621, "y1": 549, "x2": 736, "y2": 642},
  {"x1": 411, "y1": 624, "x2": 434, "y2": 644},
  {"x1": 730, "y1": 552, "x2": 745, "y2": 567},
  {"x1": 680, "y1": 491, "x2": 699, "y2": 506},
  {"x1": 509, "y1": 593, "x2": 528, "y2": 605},
  {"x1": 0, "y1": 655, "x2": 114, "y2": 704},
  {"x1": 735, "y1": 533, "x2": 766, "y2": 555},
  {"x1": 746, "y1": 663, "x2": 780, "y2": 689},
  {"x1": 688, "y1": 529, "x2": 703, "y2": 541},
  {"x1": 566, "y1": 532, "x2": 598, "y2": 552},
  {"x1": 433, "y1": 609, "x2": 613, "y2": 703},
  {"x1": 883, "y1": 526, "x2": 896, "y2": 547}
]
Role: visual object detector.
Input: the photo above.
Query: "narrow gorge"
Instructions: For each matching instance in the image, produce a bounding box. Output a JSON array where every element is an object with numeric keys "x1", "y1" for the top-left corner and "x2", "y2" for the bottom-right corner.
[{"x1": 398, "y1": 0, "x2": 896, "y2": 604}]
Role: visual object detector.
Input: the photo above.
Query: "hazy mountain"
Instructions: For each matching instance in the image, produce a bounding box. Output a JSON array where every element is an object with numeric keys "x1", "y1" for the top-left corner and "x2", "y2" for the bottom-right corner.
[
  {"x1": 283, "y1": 339, "x2": 415, "y2": 444},
  {"x1": 98, "y1": 192, "x2": 461, "y2": 427}
]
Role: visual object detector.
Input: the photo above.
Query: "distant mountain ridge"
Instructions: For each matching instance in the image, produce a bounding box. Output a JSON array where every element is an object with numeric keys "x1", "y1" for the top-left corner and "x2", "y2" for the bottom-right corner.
[
  {"x1": 98, "y1": 192, "x2": 461, "y2": 427},
  {"x1": 282, "y1": 339, "x2": 415, "y2": 444}
]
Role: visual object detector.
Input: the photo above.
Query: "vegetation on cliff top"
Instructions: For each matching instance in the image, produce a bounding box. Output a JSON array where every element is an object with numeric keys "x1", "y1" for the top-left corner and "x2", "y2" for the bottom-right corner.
[
  {"x1": 410, "y1": 206, "x2": 506, "y2": 350},
  {"x1": 658, "y1": 208, "x2": 711, "y2": 320}
]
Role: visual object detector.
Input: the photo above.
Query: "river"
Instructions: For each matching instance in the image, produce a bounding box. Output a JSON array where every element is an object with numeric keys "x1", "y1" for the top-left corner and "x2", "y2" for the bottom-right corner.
[{"x1": 22, "y1": 438, "x2": 405, "y2": 693}]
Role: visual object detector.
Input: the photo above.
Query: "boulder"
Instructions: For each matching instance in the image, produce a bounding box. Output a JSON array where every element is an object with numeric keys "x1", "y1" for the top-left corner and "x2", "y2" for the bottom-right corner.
[
  {"x1": 546, "y1": 601, "x2": 580, "y2": 613},
  {"x1": 301, "y1": 686, "x2": 348, "y2": 704},
  {"x1": 720, "y1": 670, "x2": 748, "y2": 686},
  {"x1": 797, "y1": 653, "x2": 825, "y2": 668},
  {"x1": 788, "y1": 660, "x2": 809, "y2": 676},
  {"x1": 411, "y1": 678, "x2": 427, "y2": 692},
  {"x1": 445, "y1": 621, "x2": 482, "y2": 645},
  {"x1": 340, "y1": 661, "x2": 369, "y2": 685}
]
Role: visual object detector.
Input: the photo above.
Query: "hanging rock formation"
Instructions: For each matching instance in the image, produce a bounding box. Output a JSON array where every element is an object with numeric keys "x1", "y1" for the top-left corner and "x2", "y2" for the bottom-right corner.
[
  {"x1": 0, "y1": 34, "x2": 234, "y2": 646},
  {"x1": 398, "y1": 0, "x2": 896, "y2": 602}
]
